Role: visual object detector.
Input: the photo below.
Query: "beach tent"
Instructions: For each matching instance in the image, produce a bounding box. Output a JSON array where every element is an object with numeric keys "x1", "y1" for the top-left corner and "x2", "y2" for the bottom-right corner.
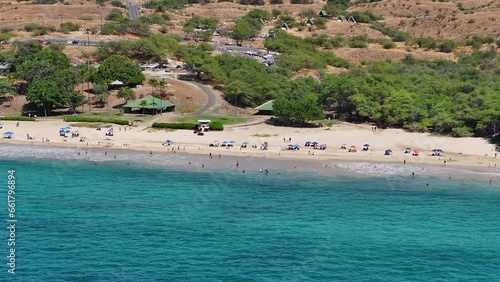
[
  {"x1": 312, "y1": 142, "x2": 319, "y2": 145},
  {"x1": 305, "y1": 141, "x2": 311, "y2": 146},
  {"x1": 350, "y1": 145, "x2": 356, "y2": 149},
  {"x1": 107, "y1": 128, "x2": 114, "y2": 132},
  {"x1": 3, "y1": 131, "x2": 14, "y2": 139}
]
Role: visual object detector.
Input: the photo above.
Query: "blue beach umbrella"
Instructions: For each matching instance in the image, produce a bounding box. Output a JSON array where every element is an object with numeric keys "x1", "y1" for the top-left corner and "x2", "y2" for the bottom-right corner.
[
  {"x1": 65, "y1": 126, "x2": 72, "y2": 130},
  {"x1": 364, "y1": 144, "x2": 370, "y2": 147},
  {"x1": 3, "y1": 131, "x2": 14, "y2": 138},
  {"x1": 0, "y1": 122, "x2": 4, "y2": 126},
  {"x1": 242, "y1": 141, "x2": 249, "y2": 145},
  {"x1": 107, "y1": 128, "x2": 114, "y2": 132},
  {"x1": 222, "y1": 141, "x2": 228, "y2": 144},
  {"x1": 293, "y1": 144, "x2": 301, "y2": 148},
  {"x1": 229, "y1": 140, "x2": 236, "y2": 144},
  {"x1": 312, "y1": 141, "x2": 318, "y2": 145},
  {"x1": 405, "y1": 147, "x2": 412, "y2": 151}
]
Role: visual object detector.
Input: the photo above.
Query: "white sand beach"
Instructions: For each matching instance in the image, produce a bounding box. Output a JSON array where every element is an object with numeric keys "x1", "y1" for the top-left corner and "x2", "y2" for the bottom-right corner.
[{"x1": 1, "y1": 119, "x2": 499, "y2": 170}]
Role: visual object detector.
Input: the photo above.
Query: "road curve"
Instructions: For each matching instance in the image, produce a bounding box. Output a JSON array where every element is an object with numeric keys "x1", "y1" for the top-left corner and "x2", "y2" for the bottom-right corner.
[{"x1": 190, "y1": 81, "x2": 217, "y2": 116}]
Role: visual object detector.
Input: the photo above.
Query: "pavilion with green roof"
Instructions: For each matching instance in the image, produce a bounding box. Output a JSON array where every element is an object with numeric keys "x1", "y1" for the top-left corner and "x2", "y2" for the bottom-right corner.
[
  {"x1": 254, "y1": 100, "x2": 273, "y2": 115},
  {"x1": 122, "y1": 95, "x2": 175, "y2": 114}
]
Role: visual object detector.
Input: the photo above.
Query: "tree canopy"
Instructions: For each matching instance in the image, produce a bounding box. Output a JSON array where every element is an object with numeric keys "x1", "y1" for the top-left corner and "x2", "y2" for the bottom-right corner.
[{"x1": 93, "y1": 55, "x2": 145, "y2": 86}]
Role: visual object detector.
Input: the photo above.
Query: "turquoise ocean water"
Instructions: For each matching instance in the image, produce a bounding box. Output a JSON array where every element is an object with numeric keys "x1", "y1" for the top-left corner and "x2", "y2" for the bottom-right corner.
[{"x1": 1, "y1": 153, "x2": 500, "y2": 281}]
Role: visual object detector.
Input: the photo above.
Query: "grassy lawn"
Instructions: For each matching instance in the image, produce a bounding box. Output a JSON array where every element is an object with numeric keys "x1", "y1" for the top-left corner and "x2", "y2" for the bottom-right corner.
[
  {"x1": 69, "y1": 123, "x2": 113, "y2": 128},
  {"x1": 177, "y1": 115, "x2": 249, "y2": 125},
  {"x1": 73, "y1": 111, "x2": 157, "y2": 122}
]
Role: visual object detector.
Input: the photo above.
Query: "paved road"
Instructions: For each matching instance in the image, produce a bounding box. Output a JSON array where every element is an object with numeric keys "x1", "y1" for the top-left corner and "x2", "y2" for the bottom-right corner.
[
  {"x1": 144, "y1": 70, "x2": 217, "y2": 116},
  {"x1": 191, "y1": 81, "x2": 217, "y2": 116},
  {"x1": 128, "y1": 2, "x2": 140, "y2": 21}
]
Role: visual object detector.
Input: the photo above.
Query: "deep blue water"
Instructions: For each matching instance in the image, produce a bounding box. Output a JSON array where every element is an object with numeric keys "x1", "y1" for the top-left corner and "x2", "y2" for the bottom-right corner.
[{"x1": 0, "y1": 158, "x2": 499, "y2": 281}]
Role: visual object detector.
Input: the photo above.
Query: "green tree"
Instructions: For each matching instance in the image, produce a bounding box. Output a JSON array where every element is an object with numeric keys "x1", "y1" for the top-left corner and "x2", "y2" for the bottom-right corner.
[
  {"x1": 273, "y1": 93, "x2": 324, "y2": 125},
  {"x1": 117, "y1": 87, "x2": 136, "y2": 103},
  {"x1": 231, "y1": 19, "x2": 258, "y2": 46},
  {"x1": 93, "y1": 55, "x2": 145, "y2": 85},
  {"x1": 92, "y1": 84, "x2": 110, "y2": 108},
  {"x1": 18, "y1": 49, "x2": 70, "y2": 83},
  {"x1": 65, "y1": 91, "x2": 87, "y2": 114},
  {"x1": 0, "y1": 79, "x2": 15, "y2": 98},
  {"x1": 26, "y1": 79, "x2": 64, "y2": 116}
]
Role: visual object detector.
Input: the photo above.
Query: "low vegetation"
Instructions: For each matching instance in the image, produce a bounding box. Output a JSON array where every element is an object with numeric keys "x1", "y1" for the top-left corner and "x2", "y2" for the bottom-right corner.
[
  {"x1": 64, "y1": 116, "x2": 130, "y2": 125},
  {"x1": 152, "y1": 122, "x2": 224, "y2": 131}
]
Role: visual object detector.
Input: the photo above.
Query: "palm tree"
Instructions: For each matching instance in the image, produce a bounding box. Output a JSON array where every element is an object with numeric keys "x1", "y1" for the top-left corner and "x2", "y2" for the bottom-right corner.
[
  {"x1": 149, "y1": 79, "x2": 159, "y2": 96},
  {"x1": 139, "y1": 99, "x2": 149, "y2": 115}
]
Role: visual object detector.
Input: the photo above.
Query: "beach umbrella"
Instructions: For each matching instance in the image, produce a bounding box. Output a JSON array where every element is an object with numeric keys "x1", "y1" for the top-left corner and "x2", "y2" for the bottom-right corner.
[
  {"x1": 213, "y1": 140, "x2": 220, "y2": 143},
  {"x1": 107, "y1": 128, "x2": 114, "y2": 132},
  {"x1": 242, "y1": 141, "x2": 249, "y2": 145},
  {"x1": 405, "y1": 147, "x2": 412, "y2": 151},
  {"x1": 65, "y1": 126, "x2": 72, "y2": 130},
  {"x1": 413, "y1": 149, "x2": 421, "y2": 153},
  {"x1": 385, "y1": 149, "x2": 392, "y2": 153},
  {"x1": 364, "y1": 144, "x2": 370, "y2": 147},
  {"x1": 0, "y1": 122, "x2": 4, "y2": 127},
  {"x1": 222, "y1": 141, "x2": 228, "y2": 144},
  {"x1": 3, "y1": 132, "x2": 14, "y2": 138},
  {"x1": 166, "y1": 139, "x2": 173, "y2": 143},
  {"x1": 350, "y1": 145, "x2": 356, "y2": 148},
  {"x1": 312, "y1": 142, "x2": 318, "y2": 145},
  {"x1": 97, "y1": 124, "x2": 102, "y2": 129},
  {"x1": 294, "y1": 144, "x2": 301, "y2": 148},
  {"x1": 229, "y1": 140, "x2": 236, "y2": 144}
]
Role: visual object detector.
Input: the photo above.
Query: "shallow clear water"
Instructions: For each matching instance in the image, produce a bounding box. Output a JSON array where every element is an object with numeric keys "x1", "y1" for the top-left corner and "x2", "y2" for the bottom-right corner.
[{"x1": 0, "y1": 157, "x2": 499, "y2": 281}]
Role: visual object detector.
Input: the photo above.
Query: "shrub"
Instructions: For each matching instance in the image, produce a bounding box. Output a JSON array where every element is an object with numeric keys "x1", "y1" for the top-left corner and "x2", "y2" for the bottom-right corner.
[
  {"x1": 60, "y1": 22, "x2": 80, "y2": 33},
  {"x1": 0, "y1": 116, "x2": 36, "y2": 121},
  {"x1": 106, "y1": 9, "x2": 124, "y2": 21},
  {"x1": 379, "y1": 39, "x2": 396, "y2": 49},
  {"x1": 291, "y1": 0, "x2": 312, "y2": 4},
  {"x1": 35, "y1": 0, "x2": 58, "y2": 3},
  {"x1": 438, "y1": 39, "x2": 457, "y2": 53},
  {"x1": 210, "y1": 121, "x2": 224, "y2": 131},
  {"x1": 370, "y1": 22, "x2": 411, "y2": 42},
  {"x1": 152, "y1": 122, "x2": 224, "y2": 131},
  {"x1": 64, "y1": 116, "x2": 129, "y2": 125},
  {"x1": 111, "y1": 0, "x2": 126, "y2": 8},
  {"x1": 0, "y1": 32, "x2": 15, "y2": 42},
  {"x1": 152, "y1": 122, "x2": 198, "y2": 130}
]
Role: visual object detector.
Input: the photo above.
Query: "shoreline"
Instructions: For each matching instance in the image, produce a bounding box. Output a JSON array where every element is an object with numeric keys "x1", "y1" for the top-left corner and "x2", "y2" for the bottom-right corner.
[
  {"x1": 1, "y1": 119, "x2": 499, "y2": 182},
  {"x1": 2, "y1": 142, "x2": 499, "y2": 184}
]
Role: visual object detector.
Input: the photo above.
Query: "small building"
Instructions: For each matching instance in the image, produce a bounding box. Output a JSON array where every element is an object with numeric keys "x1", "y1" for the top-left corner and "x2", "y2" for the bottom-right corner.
[
  {"x1": 122, "y1": 95, "x2": 175, "y2": 114},
  {"x1": 254, "y1": 100, "x2": 274, "y2": 115},
  {"x1": 197, "y1": 120, "x2": 211, "y2": 131}
]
